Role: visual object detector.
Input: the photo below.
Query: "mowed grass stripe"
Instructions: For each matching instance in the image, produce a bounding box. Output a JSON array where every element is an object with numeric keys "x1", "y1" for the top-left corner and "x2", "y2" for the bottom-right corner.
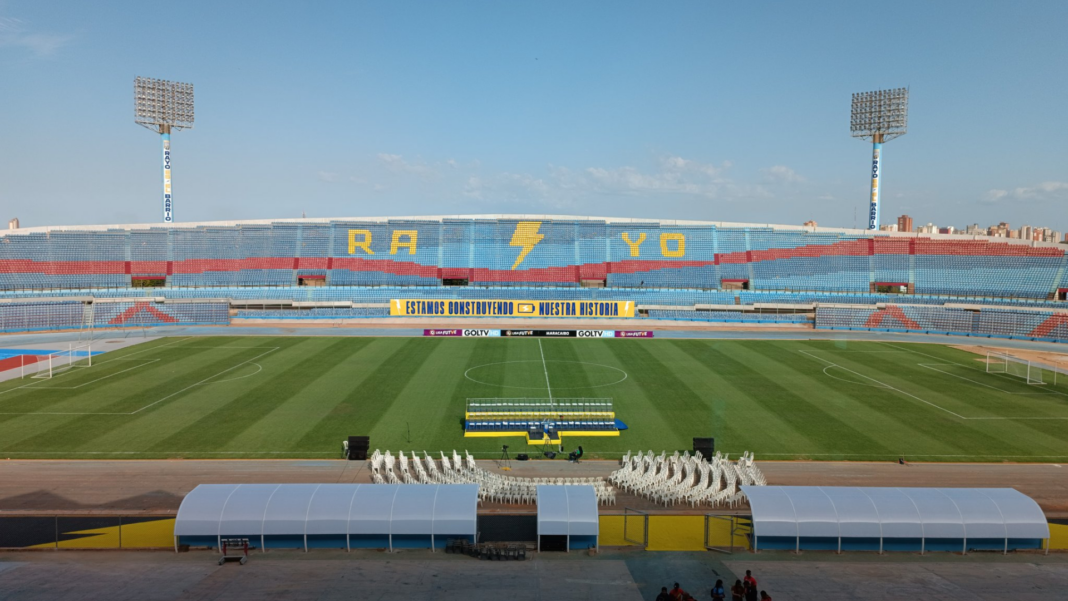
[
  {"x1": 804, "y1": 342, "x2": 1068, "y2": 457},
  {"x1": 753, "y1": 342, "x2": 968, "y2": 457},
  {"x1": 661, "y1": 340, "x2": 807, "y2": 455},
  {"x1": 223, "y1": 337, "x2": 382, "y2": 453},
  {"x1": 0, "y1": 344, "x2": 270, "y2": 452},
  {"x1": 77, "y1": 345, "x2": 302, "y2": 453},
  {"x1": 0, "y1": 338, "x2": 218, "y2": 415},
  {"x1": 540, "y1": 339, "x2": 596, "y2": 394},
  {"x1": 670, "y1": 340, "x2": 826, "y2": 455},
  {"x1": 695, "y1": 342, "x2": 895, "y2": 457},
  {"x1": 145, "y1": 337, "x2": 358, "y2": 453},
  {"x1": 288, "y1": 337, "x2": 443, "y2": 454},
  {"x1": 437, "y1": 338, "x2": 530, "y2": 454},
  {"x1": 1, "y1": 336, "x2": 1066, "y2": 460},
  {"x1": 370, "y1": 339, "x2": 480, "y2": 454},
  {"x1": 814, "y1": 345, "x2": 1050, "y2": 457},
  {"x1": 289, "y1": 337, "x2": 420, "y2": 452},
  {"x1": 604, "y1": 341, "x2": 708, "y2": 453}
]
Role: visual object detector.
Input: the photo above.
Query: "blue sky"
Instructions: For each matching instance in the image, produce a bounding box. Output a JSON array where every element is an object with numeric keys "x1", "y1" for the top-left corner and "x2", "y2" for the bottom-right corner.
[{"x1": 1, "y1": 0, "x2": 1066, "y2": 232}]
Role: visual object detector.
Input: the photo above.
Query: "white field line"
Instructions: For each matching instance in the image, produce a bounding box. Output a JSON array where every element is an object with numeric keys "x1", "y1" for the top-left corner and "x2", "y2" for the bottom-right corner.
[
  {"x1": 20, "y1": 360, "x2": 160, "y2": 390},
  {"x1": 538, "y1": 338, "x2": 553, "y2": 404},
  {"x1": 0, "y1": 345, "x2": 279, "y2": 416},
  {"x1": 169, "y1": 346, "x2": 279, "y2": 349},
  {"x1": 130, "y1": 347, "x2": 279, "y2": 414},
  {"x1": 819, "y1": 366, "x2": 890, "y2": 388},
  {"x1": 210, "y1": 363, "x2": 264, "y2": 383},
  {"x1": 815, "y1": 348, "x2": 909, "y2": 352},
  {"x1": 886, "y1": 343, "x2": 1068, "y2": 398},
  {"x1": 799, "y1": 349, "x2": 968, "y2": 419},
  {"x1": 917, "y1": 363, "x2": 1059, "y2": 395},
  {"x1": 0, "y1": 337, "x2": 191, "y2": 399},
  {"x1": 803, "y1": 347, "x2": 1068, "y2": 420}
]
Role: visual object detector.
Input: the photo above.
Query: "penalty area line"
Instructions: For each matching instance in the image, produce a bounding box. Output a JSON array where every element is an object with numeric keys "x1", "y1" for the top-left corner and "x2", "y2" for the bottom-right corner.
[
  {"x1": 799, "y1": 349, "x2": 968, "y2": 419},
  {"x1": 129, "y1": 347, "x2": 280, "y2": 414},
  {"x1": 802, "y1": 349, "x2": 1068, "y2": 420},
  {"x1": 0, "y1": 346, "x2": 280, "y2": 416}
]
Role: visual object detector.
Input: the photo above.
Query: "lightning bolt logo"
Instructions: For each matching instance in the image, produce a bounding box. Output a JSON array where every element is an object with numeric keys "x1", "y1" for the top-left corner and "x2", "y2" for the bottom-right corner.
[{"x1": 510, "y1": 221, "x2": 544, "y2": 270}]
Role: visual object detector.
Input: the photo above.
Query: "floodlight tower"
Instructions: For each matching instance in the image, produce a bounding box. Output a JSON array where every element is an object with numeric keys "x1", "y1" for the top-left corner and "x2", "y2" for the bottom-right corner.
[
  {"x1": 134, "y1": 77, "x2": 194, "y2": 223},
  {"x1": 851, "y1": 87, "x2": 908, "y2": 230}
]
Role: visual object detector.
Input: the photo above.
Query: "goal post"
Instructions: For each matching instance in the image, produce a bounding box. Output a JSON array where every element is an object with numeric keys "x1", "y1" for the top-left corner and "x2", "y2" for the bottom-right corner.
[
  {"x1": 28, "y1": 343, "x2": 92, "y2": 379},
  {"x1": 1026, "y1": 364, "x2": 1045, "y2": 386},
  {"x1": 986, "y1": 352, "x2": 1007, "y2": 374},
  {"x1": 69, "y1": 342, "x2": 93, "y2": 368},
  {"x1": 987, "y1": 352, "x2": 1047, "y2": 386}
]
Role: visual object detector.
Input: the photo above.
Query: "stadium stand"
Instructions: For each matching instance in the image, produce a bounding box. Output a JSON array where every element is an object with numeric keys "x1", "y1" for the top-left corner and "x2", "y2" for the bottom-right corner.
[
  {"x1": 1, "y1": 217, "x2": 1066, "y2": 339},
  {"x1": 815, "y1": 305, "x2": 1068, "y2": 342}
]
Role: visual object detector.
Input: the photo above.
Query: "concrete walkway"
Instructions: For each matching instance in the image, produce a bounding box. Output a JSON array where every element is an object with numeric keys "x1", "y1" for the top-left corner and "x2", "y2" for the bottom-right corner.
[{"x1": 2, "y1": 459, "x2": 1066, "y2": 517}]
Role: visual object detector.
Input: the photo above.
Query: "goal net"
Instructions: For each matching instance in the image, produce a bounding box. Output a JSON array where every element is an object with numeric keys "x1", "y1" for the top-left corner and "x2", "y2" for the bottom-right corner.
[
  {"x1": 30, "y1": 343, "x2": 92, "y2": 379},
  {"x1": 986, "y1": 352, "x2": 1047, "y2": 385}
]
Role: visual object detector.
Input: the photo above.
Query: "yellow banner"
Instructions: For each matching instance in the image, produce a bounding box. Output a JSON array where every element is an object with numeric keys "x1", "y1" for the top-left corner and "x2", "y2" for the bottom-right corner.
[{"x1": 390, "y1": 300, "x2": 634, "y2": 318}]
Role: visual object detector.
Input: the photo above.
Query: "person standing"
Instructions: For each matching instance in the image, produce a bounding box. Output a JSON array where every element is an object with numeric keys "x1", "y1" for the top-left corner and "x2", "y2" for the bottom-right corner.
[
  {"x1": 710, "y1": 579, "x2": 726, "y2": 600},
  {"x1": 656, "y1": 586, "x2": 672, "y2": 601},
  {"x1": 743, "y1": 570, "x2": 757, "y2": 591},
  {"x1": 730, "y1": 580, "x2": 745, "y2": 601},
  {"x1": 669, "y1": 582, "x2": 689, "y2": 600}
]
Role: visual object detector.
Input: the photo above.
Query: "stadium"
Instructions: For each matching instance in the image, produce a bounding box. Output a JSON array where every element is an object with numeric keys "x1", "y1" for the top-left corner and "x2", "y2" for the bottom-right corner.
[
  {"x1": 2, "y1": 214, "x2": 1068, "y2": 581},
  {"x1": 4, "y1": 5, "x2": 1068, "y2": 598},
  {"x1": 2, "y1": 215, "x2": 1068, "y2": 463}
]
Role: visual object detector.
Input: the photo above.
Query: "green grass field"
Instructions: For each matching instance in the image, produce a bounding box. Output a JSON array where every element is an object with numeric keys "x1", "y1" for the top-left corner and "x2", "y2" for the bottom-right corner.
[{"x1": 1, "y1": 335, "x2": 1067, "y2": 461}]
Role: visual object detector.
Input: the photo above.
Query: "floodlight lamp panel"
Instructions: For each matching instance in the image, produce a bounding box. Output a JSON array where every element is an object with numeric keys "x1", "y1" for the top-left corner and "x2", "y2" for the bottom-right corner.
[
  {"x1": 850, "y1": 87, "x2": 908, "y2": 141},
  {"x1": 134, "y1": 76, "x2": 195, "y2": 131}
]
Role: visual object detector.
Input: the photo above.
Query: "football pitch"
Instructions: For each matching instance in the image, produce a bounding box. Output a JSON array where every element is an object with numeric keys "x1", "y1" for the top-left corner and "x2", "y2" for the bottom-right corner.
[{"x1": 1, "y1": 335, "x2": 1067, "y2": 461}]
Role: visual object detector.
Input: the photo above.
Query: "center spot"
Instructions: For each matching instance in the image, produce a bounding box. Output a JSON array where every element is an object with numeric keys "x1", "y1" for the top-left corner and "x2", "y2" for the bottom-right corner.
[{"x1": 464, "y1": 360, "x2": 628, "y2": 390}]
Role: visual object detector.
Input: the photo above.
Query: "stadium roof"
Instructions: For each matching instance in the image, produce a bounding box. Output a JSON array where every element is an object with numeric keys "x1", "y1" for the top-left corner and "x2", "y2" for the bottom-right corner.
[
  {"x1": 174, "y1": 483, "x2": 479, "y2": 546},
  {"x1": 536, "y1": 485, "x2": 599, "y2": 538},
  {"x1": 742, "y1": 486, "x2": 1049, "y2": 545},
  {"x1": 2, "y1": 215, "x2": 1062, "y2": 248}
]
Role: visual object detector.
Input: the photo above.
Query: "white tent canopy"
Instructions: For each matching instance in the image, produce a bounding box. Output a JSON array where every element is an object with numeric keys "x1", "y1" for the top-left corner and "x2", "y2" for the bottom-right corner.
[
  {"x1": 742, "y1": 486, "x2": 1049, "y2": 553},
  {"x1": 536, "y1": 485, "x2": 599, "y2": 551},
  {"x1": 174, "y1": 484, "x2": 478, "y2": 551}
]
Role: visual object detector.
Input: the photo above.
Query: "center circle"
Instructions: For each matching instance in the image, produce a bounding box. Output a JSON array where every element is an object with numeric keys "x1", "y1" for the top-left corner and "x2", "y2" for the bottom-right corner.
[{"x1": 464, "y1": 360, "x2": 628, "y2": 390}]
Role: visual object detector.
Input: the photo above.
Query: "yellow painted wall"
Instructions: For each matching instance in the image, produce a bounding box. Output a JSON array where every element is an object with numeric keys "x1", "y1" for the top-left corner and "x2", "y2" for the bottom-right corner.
[
  {"x1": 57, "y1": 526, "x2": 120, "y2": 549},
  {"x1": 597, "y1": 514, "x2": 747, "y2": 552},
  {"x1": 22, "y1": 518, "x2": 176, "y2": 549},
  {"x1": 705, "y1": 516, "x2": 751, "y2": 549},
  {"x1": 121, "y1": 519, "x2": 176, "y2": 548},
  {"x1": 599, "y1": 515, "x2": 644, "y2": 546},
  {"x1": 1048, "y1": 523, "x2": 1068, "y2": 550},
  {"x1": 647, "y1": 516, "x2": 706, "y2": 551}
]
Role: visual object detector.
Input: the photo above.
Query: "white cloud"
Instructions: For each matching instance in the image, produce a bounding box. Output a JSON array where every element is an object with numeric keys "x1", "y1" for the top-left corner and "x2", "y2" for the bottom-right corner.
[
  {"x1": 316, "y1": 170, "x2": 339, "y2": 183},
  {"x1": 984, "y1": 181, "x2": 1068, "y2": 203},
  {"x1": 378, "y1": 153, "x2": 437, "y2": 178},
  {"x1": 762, "y1": 165, "x2": 806, "y2": 184},
  {"x1": 460, "y1": 155, "x2": 769, "y2": 208},
  {"x1": 0, "y1": 17, "x2": 73, "y2": 58}
]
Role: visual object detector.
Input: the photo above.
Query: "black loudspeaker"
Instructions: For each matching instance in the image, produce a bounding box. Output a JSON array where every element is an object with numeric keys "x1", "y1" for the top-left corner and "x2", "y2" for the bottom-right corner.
[
  {"x1": 693, "y1": 437, "x2": 714, "y2": 457},
  {"x1": 348, "y1": 436, "x2": 370, "y2": 461}
]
